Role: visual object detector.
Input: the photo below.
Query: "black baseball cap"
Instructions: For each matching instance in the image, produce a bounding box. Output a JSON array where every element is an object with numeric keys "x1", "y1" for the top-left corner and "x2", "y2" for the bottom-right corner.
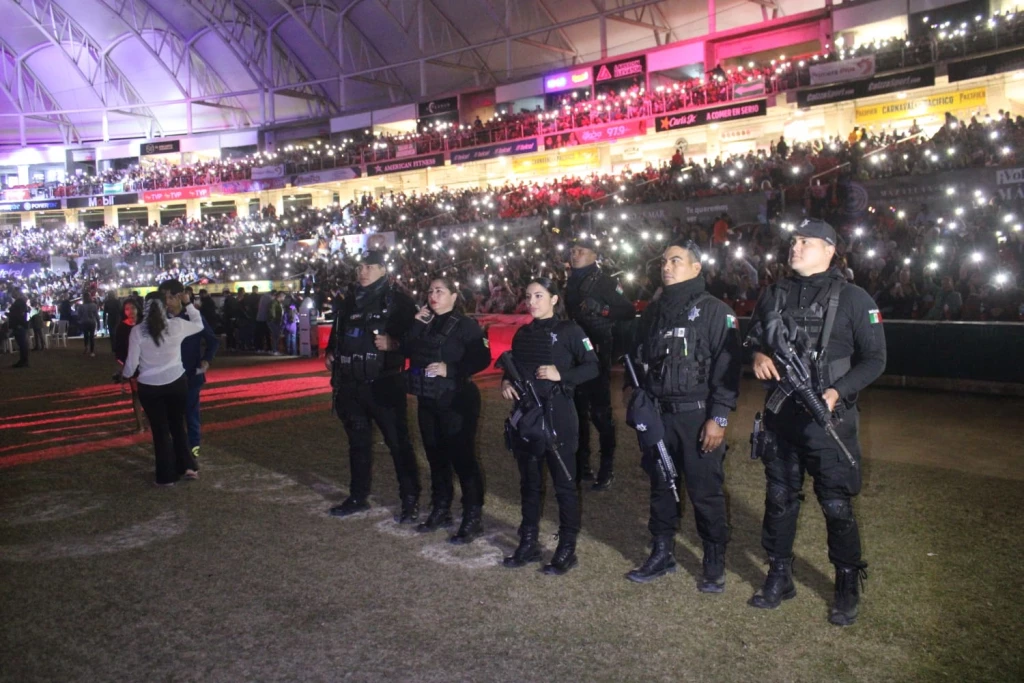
[
  {"x1": 362, "y1": 250, "x2": 387, "y2": 266},
  {"x1": 793, "y1": 218, "x2": 837, "y2": 245}
]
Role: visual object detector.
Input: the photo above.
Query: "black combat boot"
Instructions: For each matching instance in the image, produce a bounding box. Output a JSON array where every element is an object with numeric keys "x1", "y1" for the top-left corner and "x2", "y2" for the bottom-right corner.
[
  {"x1": 398, "y1": 495, "x2": 420, "y2": 524},
  {"x1": 503, "y1": 526, "x2": 542, "y2": 568},
  {"x1": 626, "y1": 536, "x2": 677, "y2": 583},
  {"x1": 328, "y1": 496, "x2": 370, "y2": 518},
  {"x1": 542, "y1": 533, "x2": 578, "y2": 575},
  {"x1": 591, "y1": 468, "x2": 614, "y2": 492},
  {"x1": 578, "y1": 458, "x2": 595, "y2": 482},
  {"x1": 829, "y1": 565, "x2": 867, "y2": 626},
  {"x1": 697, "y1": 542, "x2": 727, "y2": 593},
  {"x1": 449, "y1": 505, "x2": 483, "y2": 545},
  {"x1": 748, "y1": 556, "x2": 796, "y2": 609},
  {"x1": 416, "y1": 501, "x2": 453, "y2": 533}
]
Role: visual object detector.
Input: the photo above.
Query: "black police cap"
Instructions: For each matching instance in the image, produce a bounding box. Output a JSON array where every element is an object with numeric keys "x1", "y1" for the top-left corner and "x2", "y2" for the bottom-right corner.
[
  {"x1": 573, "y1": 234, "x2": 599, "y2": 252},
  {"x1": 362, "y1": 250, "x2": 387, "y2": 266},
  {"x1": 794, "y1": 218, "x2": 837, "y2": 245}
]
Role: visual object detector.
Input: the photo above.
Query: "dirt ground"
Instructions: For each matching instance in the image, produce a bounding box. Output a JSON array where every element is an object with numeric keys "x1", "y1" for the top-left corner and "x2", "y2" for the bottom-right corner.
[{"x1": 1, "y1": 348, "x2": 1022, "y2": 682}]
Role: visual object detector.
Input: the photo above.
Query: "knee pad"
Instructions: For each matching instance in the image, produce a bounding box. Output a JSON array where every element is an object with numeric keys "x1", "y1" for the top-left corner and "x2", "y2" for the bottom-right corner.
[
  {"x1": 821, "y1": 498, "x2": 856, "y2": 533},
  {"x1": 766, "y1": 483, "x2": 799, "y2": 518}
]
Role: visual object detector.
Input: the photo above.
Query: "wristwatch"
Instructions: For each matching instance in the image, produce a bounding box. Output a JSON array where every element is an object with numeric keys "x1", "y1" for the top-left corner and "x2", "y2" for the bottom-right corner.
[{"x1": 713, "y1": 416, "x2": 729, "y2": 428}]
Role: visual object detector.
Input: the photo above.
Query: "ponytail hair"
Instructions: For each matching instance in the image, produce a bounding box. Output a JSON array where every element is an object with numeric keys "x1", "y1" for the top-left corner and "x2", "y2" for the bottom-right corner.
[
  {"x1": 528, "y1": 276, "x2": 567, "y2": 319},
  {"x1": 144, "y1": 297, "x2": 168, "y2": 346}
]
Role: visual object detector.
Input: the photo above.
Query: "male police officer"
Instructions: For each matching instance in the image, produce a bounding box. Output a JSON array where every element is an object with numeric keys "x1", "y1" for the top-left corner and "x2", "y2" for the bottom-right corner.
[
  {"x1": 325, "y1": 250, "x2": 421, "y2": 522},
  {"x1": 565, "y1": 235, "x2": 635, "y2": 490},
  {"x1": 624, "y1": 239, "x2": 741, "y2": 592},
  {"x1": 746, "y1": 219, "x2": 886, "y2": 626}
]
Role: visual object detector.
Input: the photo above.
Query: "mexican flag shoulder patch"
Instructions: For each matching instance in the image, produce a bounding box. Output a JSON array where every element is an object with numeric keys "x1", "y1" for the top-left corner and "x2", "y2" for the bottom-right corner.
[
  {"x1": 482, "y1": 337, "x2": 489, "y2": 348},
  {"x1": 582, "y1": 337, "x2": 594, "y2": 351},
  {"x1": 868, "y1": 309, "x2": 882, "y2": 324},
  {"x1": 616, "y1": 284, "x2": 624, "y2": 295},
  {"x1": 726, "y1": 314, "x2": 737, "y2": 329}
]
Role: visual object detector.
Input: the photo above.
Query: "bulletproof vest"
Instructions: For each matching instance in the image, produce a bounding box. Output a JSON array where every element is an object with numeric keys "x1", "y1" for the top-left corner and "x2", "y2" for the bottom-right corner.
[
  {"x1": 511, "y1": 320, "x2": 563, "y2": 397},
  {"x1": 570, "y1": 269, "x2": 614, "y2": 339},
  {"x1": 642, "y1": 293, "x2": 713, "y2": 401},
  {"x1": 774, "y1": 279, "x2": 851, "y2": 394},
  {"x1": 334, "y1": 285, "x2": 403, "y2": 383},
  {"x1": 406, "y1": 314, "x2": 461, "y2": 399}
]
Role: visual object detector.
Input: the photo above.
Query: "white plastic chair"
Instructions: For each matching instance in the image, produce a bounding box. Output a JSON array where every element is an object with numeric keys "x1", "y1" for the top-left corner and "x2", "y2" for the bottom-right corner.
[{"x1": 54, "y1": 320, "x2": 69, "y2": 347}]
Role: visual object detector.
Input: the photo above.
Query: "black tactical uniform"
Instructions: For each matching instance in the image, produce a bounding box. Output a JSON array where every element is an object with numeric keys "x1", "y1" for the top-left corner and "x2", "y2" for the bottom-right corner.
[
  {"x1": 327, "y1": 272, "x2": 420, "y2": 520},
  {"x1": 404, "y1": 311, "x2": 491, "y2": 543},
  {"x1": 502, "y1": 317, "x2": 598, "y2": 575},
  {"x1": 746, "y1": 220, "x2": 886, "y2": 626},
  {"x1": 624, "y1": 274, "x2": 741, "y2": 591},
  {"x1": 565, "y1": 261, "x2": 636, "y2": 488}
]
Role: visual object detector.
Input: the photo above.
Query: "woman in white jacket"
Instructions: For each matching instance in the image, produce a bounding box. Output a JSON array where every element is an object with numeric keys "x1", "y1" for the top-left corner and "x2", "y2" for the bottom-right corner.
[{"x1": 122, "y1": 289, "x2": 205, "y2": 486}]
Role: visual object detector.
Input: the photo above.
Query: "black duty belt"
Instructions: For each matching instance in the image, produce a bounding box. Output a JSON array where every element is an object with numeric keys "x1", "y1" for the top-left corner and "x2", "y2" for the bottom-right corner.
[{"x1": 660, "y1": 400, "x2": 706, "y2": 414}]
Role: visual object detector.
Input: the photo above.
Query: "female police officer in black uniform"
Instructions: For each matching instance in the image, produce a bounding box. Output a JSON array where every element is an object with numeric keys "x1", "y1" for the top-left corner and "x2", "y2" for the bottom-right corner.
[
  {"x1": 404, "y1": 276, "x2": 492, "y2": 543},
  {"x1": 500, "y1": 277, "x2": 598, "y2": 575}
]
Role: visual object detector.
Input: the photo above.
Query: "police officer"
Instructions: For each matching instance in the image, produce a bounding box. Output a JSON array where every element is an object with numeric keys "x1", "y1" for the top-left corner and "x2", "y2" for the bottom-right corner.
[
  {"x1": 565, "y1": 235, "x2": 636, "y2": 490},
  {"x1": 501, "y1": 277, "x2": 598, "y2": 575},
  {"x1": 746, "y1": 219, "x2": 886, "y2": 626},
  {"x1": 623, "y1": 238, "x2": 741, "y2": 592},
  {"x1": 325, "y1": 250, "x2": 421, "y2": 522},
  {"x1": 404, "y1": 276, "x2": 491, "y2": 543}
]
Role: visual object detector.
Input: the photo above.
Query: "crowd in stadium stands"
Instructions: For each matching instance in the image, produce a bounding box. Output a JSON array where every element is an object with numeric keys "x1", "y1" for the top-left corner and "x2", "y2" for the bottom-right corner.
[{"x1": 32, "y1": 8, "x2": 1024, "y2": 200}]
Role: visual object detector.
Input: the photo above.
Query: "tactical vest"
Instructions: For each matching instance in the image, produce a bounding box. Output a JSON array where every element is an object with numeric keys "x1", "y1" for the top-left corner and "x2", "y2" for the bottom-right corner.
[
  {"x1": 406, "y1": 314, "x2": 461, "y2": 399},
  {"x1": 333, "y1": 286, "x2": 403, "y2": 383},
  {"x1": 773, "y1": 278, "x2": 851, "y2": 395},
  {"x1": 571, "y1": 269, "x2": 615, "y2": 339},
  {"x1": 642, "y1": 293, "x2": 713, "y2": 401},
  {"x1": 511, "y1": 320, "x2": 568, "y2": 398}
]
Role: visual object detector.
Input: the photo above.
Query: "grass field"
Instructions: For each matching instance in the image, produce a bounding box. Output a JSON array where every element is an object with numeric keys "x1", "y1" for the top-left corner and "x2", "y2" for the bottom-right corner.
[{"x1": 1, "y1": 346, "x2": 1022, "y2": 682}]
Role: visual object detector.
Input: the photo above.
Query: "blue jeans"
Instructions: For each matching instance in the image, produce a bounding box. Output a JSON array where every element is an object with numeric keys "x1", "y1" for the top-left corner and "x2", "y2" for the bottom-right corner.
[
  {"x1": 286, "y1": 329, "x2": 297, "y2": 355},
  {"x1": 186, "y1": 373, "x2": 205, "y2": 449}
]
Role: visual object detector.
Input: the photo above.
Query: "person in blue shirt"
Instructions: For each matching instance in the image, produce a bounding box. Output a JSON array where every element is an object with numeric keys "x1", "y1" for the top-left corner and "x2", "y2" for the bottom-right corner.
[{"x1": 158, "y1": 279, "x2": 220, "y2": 462}]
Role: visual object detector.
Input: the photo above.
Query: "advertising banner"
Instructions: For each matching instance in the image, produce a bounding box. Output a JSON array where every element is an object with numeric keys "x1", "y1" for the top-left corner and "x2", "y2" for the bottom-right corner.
[
  {"x1": 544, "y1": 67, "x2": 593, "y2": 94},
  {"x1": 291, "y1": 166, "x2": 362, "y2": 186},
  {"x1": 217, "y1": 178, "x2": 288, "y2": 195},
  {"x1": 366, "y1": 153, "x2": 445, "y2": 177},
  {"x1": 543, "y1": 119, "x2": 647, "y2": 149},
  {"x1": 809, "y1": 55, "x2": 876, "y2": 86},
  {"x1": 839, "y1": 165, "x2": 1024, "y2": 215},
  {"x1": 0, "y1": 262, "x2": 43, "y2": 278},
  {"x1": 451, "y1": 138, "x2": 540, "y2": 165},
  {"x1": 140, "y1": 140, "x2": 181, "y2": 155},
  {"x1": 250, "y1": 165, "x2": 285, "y2": 180},
  {"x1": 103, "y1": 182, "x2": 125, "y2": 195},
  {"x1": 512, "y1": 149, "x2": 599, "y2": 175},
  {"x1": 66, "y1": 193, "x2": 140, "y2": 209},
  {"x1": 855, "y1": 87, "x2": 986, "y2": 125},
  {"x1": 141, "y1": 187, "x2": 212, "y2": 203},
  {"x1": 417, "y1": 96, "x2": 458, "y2": 119},
  {"x1": 396, "y1": 143, "x2": 417, "y2": 158},
  {"x1": 594, "y1": 55, "x2": 646, "y2": 83},
  {"x1": 655, "y1": 100, "x2": 767, "y2": 133},
  {"x1": 948, "y1": 46, "x2": 1024, "y2": 83},
  {"x1": 0, "y1": 199, "x2": 62, "y2": 212},
  {"x1": 797, "y1": 67, "x2": 935, "y2": 108},
  {"x1": 732, "y1": 79, "x2": 766, "y2": 99}
]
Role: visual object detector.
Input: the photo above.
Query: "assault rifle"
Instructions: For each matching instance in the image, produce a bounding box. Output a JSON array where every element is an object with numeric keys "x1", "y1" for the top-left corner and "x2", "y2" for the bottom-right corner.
[
  {"x1": 623, "y1": 355, "x2": 680, "y2": 503},
  {"x1": 762, "y1": 312, "x2": 858, "y2": 469},
  {"x1": 495, "y1": 351, "x2": 573, "y2": 482}
]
